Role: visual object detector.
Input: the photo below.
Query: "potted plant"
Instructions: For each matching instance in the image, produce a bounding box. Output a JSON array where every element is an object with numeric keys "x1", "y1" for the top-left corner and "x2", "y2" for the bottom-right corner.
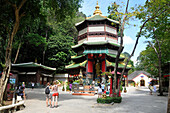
[
  {"x1": 62, "y1": 85, "x2": 65, "y2": 91},
  {"x1": 66, "y1": 85, "x2": 70, "y2": 91},
  {"x1": 120, "y1": 85, "x2": 123, "y2": 92},
  {"x1": 124, "y1": 87, "x2": 127, "y2": 93}
]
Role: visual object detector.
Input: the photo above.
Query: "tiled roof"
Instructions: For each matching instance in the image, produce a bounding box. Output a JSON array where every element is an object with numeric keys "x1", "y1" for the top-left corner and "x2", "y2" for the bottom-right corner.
[
  {"x1": 71, "y1": 55, "x2": 85, "y2": 60},
  {"x1": 72, "y1": 41, "x2": 120, "y2": 49},
  {"x1": 128, "y1": 71, "x2": 151, "y2": 80},
  {"x1": 107, "y1": 54, "x2": 124, "y2": 59},
  {"x1": 12, "y1": 62, "x2": 56, "y2": 71},
  {"x1": 65, "y1": 60, "x2": 87, "y2": 69},
  {"x1": 106, "y1": 60, "x2": 131, "y2": 69},
  {"x1": 75, "y1": 15, "x2": 119, "y2": 26}
]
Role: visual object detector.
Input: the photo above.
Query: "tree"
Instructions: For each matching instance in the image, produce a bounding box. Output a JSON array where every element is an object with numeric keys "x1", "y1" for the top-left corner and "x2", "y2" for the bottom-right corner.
[
  {"x1": 135, "y1": 0, "x2": 169, "y2": 96},
  {"x1": 46, "y1": 14, "x2": 85, "y2": 72},
  {"x1": 108, "y1": 0, "x2": 169, "y2": 97},
  {"x1": 0, "y1": 0, "x2": 82, "y2": 105}
]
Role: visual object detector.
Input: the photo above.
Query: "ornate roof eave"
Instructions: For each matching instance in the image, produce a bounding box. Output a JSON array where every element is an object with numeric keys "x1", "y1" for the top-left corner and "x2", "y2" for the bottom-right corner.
[
  {"x1": 75, "y1": 16, "x2": 119, "y2": 28},
  {"x1": 65, "y1": 60, "x2": 87, "y2": 70},
  {"x1": 107, "y1": 54, "x2": 125, "y2": 60},
  {"x1": 106, "y1": 60, "x2": 131, "y2": 69},
  {"x1": 72, "y1": 41, "x2": 121, "y2": 49},
  {"x1": 75, "y1": 1, "x2": 119, "y2": 28},
  {"x1": 71, "y1": 54, "x2": 85, "y2": 60}
]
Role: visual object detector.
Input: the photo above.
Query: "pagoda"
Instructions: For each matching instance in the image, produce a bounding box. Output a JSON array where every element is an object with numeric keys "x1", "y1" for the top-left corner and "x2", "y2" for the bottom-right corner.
[{"x1": 66, "y1": 1, "x2": 131, "y2": 85}]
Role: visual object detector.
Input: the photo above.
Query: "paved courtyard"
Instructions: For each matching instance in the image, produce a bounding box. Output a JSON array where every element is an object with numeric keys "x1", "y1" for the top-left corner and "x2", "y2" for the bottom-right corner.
[{"x1": 16, "y1": 87, "x2": 168, "y2": 113}]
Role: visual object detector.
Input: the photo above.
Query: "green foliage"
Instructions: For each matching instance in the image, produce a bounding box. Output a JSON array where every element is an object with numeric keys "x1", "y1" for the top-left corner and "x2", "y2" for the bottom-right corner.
[
  {"x1": 122, "y1": 52, "x2": 135, "y2": 74},
  {"x1": 13, "y1": 33, "x2": 47, "y2": 63},
  {"x1": 108, "y1": 1, "x2": 138, "y2": 25},
  {"x1": 66, "y1": 85, "x2": 70, "y2": 90},
  {"x1": 101, "y1": 72, "x2": 112, "y2": 77},
  {"x1": 120, "y1": 85, "x2": 123, "y2": 91},
  {"x1": 62, "y1": 85, "x2": 65, "y2": 90},
  {"x1": 97, "y1": 96, "x2": 122, "y2": 104},
  {"x1": 73, "y1": 80, "x2": 80, "y2": 84}
]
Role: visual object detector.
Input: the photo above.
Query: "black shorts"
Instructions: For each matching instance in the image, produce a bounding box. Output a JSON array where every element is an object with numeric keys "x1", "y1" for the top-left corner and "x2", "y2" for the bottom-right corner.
[
  {"x1": 69, "y1": 88, "x2": 72, "y2": 91},
  {"x1": 32, "y1": 86, "x2": 34, "y2": 89},
  {"x1": 102, "y1": 89, "x2": 104, "y2": 92}
]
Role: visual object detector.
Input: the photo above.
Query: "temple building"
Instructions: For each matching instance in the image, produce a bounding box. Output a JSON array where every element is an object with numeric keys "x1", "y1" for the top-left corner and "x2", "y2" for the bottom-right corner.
[{"x1": 66, "y1": 1, "x2": 131, "y2": 85}]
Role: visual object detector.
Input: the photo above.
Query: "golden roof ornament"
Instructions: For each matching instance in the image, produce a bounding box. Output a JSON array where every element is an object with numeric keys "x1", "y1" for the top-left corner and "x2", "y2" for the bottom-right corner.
[{"x1": 93, "y1": 0, "x2": 102, "y2": 15}]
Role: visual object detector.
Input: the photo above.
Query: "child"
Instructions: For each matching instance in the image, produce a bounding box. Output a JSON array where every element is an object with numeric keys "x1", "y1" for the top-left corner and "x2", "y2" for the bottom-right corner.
[{"x1": 98, "y1": 84, "x2": 102, "y2": 98}]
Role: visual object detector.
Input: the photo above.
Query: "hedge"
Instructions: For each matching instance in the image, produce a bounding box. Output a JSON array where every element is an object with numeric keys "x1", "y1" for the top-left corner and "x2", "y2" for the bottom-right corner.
[{"x1": 97, "y1": 96, "x2": 122, "y2": 104}]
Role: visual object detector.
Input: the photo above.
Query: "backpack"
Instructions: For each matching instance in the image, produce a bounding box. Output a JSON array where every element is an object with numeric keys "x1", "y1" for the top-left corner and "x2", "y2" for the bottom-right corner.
[{"x1": 45, "y1": 86, "x2": 50, "y2": 94}]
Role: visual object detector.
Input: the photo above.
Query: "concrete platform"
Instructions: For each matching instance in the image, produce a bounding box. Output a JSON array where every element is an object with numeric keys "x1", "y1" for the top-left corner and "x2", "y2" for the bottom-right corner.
[{"x1": 72, "y1": 93, "x2": 95, "y2": 96}]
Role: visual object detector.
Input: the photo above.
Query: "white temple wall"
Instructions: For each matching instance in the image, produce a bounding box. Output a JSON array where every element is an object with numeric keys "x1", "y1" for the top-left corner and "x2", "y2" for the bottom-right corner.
[
  {"x1": 89, "y1": 26, "x2": 104, "y2": 32},
  {"x1": 88, "y1": 36, "x2": 105, "y2": 41},
  {"x1": 106, "y1": 37, "x2": 117, "y2": 43},
  {"x1": 106, "y1": 26, "x2": 117, "y2": 35}
]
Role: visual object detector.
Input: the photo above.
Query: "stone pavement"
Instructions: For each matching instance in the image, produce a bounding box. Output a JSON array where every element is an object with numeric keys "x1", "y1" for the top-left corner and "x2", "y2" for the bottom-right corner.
[{"x1": 16, "y1": 87, "x2": 168, "y2": 113}]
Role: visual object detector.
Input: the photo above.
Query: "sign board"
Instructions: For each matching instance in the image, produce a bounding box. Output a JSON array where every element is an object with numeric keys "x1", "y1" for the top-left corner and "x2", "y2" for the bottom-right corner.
[{"x1": 10, "y1": 78, "x2": 16, "y2": 84}]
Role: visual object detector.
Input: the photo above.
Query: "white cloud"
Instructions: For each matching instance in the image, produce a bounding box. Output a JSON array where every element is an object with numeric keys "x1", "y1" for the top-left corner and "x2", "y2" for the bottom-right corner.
[{"x1": 118, "y1": 35, "x2": 135, "y2": 45}]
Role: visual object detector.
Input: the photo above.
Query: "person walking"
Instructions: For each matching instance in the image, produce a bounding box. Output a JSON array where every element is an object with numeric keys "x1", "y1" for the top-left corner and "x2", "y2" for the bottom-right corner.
[
  {"x1": 69, "y1": 82, "x2": 72, "y2": 94},
  {"x1": 148, "y1": 83, "x2": 153, "y2": 95},
  {"x1": 45, "y1": 82, "x2": 52, "y2": 107},
  {"x1": 51, "y1": 80, "x2": 61, "y2": 108},
  {"x1": 97, "y1": 84, "x2": 102, "y2": 98},
  {"x1": 101, "y1": 82, "x2": 105, "y2": 93},
  {"x1": 31, "y1": 82, "x2": 35, "y2": 90}
]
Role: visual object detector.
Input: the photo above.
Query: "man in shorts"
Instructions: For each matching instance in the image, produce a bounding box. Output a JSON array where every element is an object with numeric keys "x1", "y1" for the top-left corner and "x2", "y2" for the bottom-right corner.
[{"x1": 46, "y1": 82, "x2": 52, "y2": 107}]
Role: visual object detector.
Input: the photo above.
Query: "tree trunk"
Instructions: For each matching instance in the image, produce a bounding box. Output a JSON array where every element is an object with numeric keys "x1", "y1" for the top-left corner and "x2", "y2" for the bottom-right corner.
[
  {"x1": 13, "y1": 42, "x2": 21, "y2": 64},
  {"x1": 148, "y1": 28, "x2": 163, "y2": 96},
  {"x1": 113, "y1": 0, "x2": 129, "y2": 97},
  {"x1": 0, "y1": 0, "x2": 27, "y2": 106},
  {"x1": 167, "y1": 76, "x2": 170, "y2": 113},
  {"x1": 157, "y1": 38, "x2": 163, "y2": 96}
]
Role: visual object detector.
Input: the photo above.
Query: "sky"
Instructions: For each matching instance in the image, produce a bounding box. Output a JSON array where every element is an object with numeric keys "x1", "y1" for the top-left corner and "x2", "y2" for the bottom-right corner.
[{"x1": 79, "y1": 0, "x2": 148, "y2": 62}]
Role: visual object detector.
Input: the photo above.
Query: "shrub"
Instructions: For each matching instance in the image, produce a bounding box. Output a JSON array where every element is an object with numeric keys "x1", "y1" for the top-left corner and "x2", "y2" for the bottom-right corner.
[
  {"x1": 66, "y1": 85, "x2": 70, "y2": 90},
  {"x1": 62, "y1": 85, "x2": 65, "y2": 90},
  {"x1": 97, "y1": 96, "x2": 122, "y2": 104},
  {"x1": 120, "y1": 85, "x2": 123, "y2": 91}
]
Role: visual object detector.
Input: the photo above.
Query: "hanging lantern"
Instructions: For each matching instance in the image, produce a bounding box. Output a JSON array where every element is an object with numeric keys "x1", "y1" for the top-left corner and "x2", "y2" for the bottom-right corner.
[
  {"x1": 91, "y1": 54, "x2": 93, "y2": 57},
  {"x1": 99, "y1": 54, "x2": 102, "y2": 57}
]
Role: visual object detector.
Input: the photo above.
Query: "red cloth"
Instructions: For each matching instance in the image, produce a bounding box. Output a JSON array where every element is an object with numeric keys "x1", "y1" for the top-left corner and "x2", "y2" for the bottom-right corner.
[{"x1": 52, "y1": 93, "x2": 59, "y2": 96}]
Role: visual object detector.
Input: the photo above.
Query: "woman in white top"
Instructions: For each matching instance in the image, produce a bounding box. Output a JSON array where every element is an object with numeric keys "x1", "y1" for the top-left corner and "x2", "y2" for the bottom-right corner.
[
  {"x1": 51, "y1": 80, "x2": 61, "y2": 108},
  {"x1": 98, "y1": 84, "x2": 102, "y2": 98}
]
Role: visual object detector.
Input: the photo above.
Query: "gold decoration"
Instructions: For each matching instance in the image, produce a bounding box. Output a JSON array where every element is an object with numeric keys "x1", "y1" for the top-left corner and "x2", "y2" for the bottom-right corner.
[
  {"x1": 102, "y1": 93, "x2": 106, "y2": 99},
  {"x1": 93, "y1": 0, "x2": 102, "y2": 15}
]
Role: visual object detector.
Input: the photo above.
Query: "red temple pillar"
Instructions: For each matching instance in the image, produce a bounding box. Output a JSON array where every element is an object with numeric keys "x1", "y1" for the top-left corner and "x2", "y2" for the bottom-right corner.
[
  {"x1": 118, "y1": 77, "x2": 121, "y2": 97},
  {"x1": 109, "y1": 76, "x2": 113, "y2": 97}
]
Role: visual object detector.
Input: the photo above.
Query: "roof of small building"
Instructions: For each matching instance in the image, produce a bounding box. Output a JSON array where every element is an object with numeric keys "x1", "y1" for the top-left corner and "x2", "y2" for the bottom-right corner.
[
  {"x1": 128, "y1": 71, "x2": 151, "y2": 80},
  {"x1": 12, "y1": 62, "x2": 56, "y2": 71}
]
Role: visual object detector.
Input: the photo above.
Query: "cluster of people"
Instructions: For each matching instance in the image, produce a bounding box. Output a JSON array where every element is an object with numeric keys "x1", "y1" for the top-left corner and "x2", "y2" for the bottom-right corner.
[
  {"x1": 148, "y1": 83, "x2": 157, "y2": 95},
  {"x1": 45, "y1": 80, "x2": 61, "y2": 108},
  {"x1": 97, "y1": 82, "x2": 105, "y2": 98}
]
